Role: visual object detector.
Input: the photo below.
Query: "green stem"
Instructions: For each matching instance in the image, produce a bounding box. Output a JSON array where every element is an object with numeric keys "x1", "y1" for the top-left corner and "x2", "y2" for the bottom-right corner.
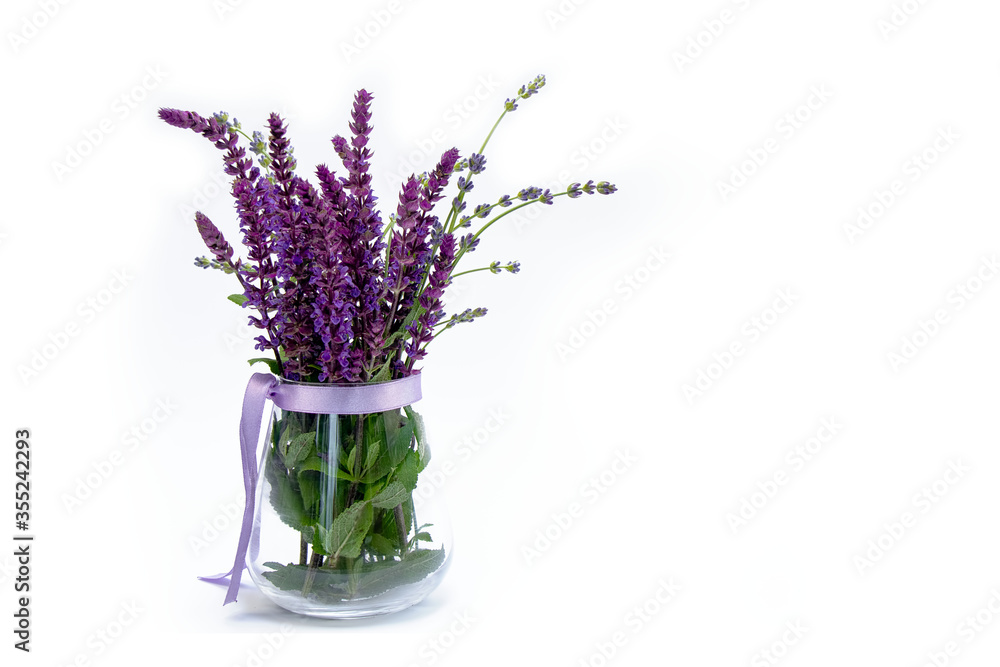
[
  {"x1": 449, "y1": 266, "x2": 496, "y2": 279},
  {"x1": 302, "y1": 552, "x2": 324, "y2": 597},
  {"x1": 393, "y1": 504, "x2": 407, "y2": 552},
  {"x1": 380, "y1": 215, "x2": 398, "y2": 246},
  {"x1": 452, "y1": 192, "x2": 570, "y2": 268},
  {"x1": 410, "y1": 103, "x2": 515, "y2": 324},
  {"x1": 345, "y1": 414, "x2": 366, "y2": 507},
  {"x1": 445, "y1": 108, "x2": 509, "y2": 233},
  {"x1": 477, "y1": 109, "x2": 508, "y2": 155},
  {"x1": 234, "y1": 127, "x2": 255, "y2": 144}
]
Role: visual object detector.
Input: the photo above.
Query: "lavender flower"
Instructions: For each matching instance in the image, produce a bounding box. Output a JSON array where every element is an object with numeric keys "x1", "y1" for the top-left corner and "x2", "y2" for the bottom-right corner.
[
  {"x1": 249, "y1": 130, "x2": 271, "y2": 168},
  {"x1": 468, "y1": 153, "x2": 487, "y2": 175},
  {"x1": 194, "y1": 211, "x2": 235, "y2": 266},
  {"x1": 405, "y1": 233, "x2": 455, "y2": 370},
  {"x1": 383, "y1": 176, "x2": 428, "y2": 356},
  {"x1": 213, "y1": 111, "x2": 242, "y2": 132},
  {"x1": 329, "y1": 90, "x2": 389, "y2": 379},
  {"x1": 193, "y1": 256, "x2": 237, "y2": 273},
  {"x1": 441, "y1": 307, "x2": 488, "y2": 330},
  {"x1": 300, "y1": 176, "x2": 357, "y2": 382},
  {"x1": 158, "y1": 108, "x2": 227, "y2": 142},
  {"x1": 457, "y1": 233, "x2": 480, "y2": 255},
  {"x1": 517, "y1": 186, "x2": 542, "y2": 201},
  {"x1": 161, "y1": 75, "x2": 618, "y2": 385},
  {"x1": 503, "y1": 74, "x2": 546, "y2": 112},
  {"x1": 267, "y1": 113, "x2": 321, "y2": 380},
  {"x1": 335, "y1": 90, "x2": 375, "y2": 202},
  {"x1": 383, "y1": 177, "x2": 422, "y2": 298},
  {"x1": 233, "y1": 176, "x2": 281, "y2": 354},
  {"x1": 567, "y1": 180, "x2": 618, "y2": 196},
  {"x1": 421, "y1": 148, "x2": 460, "y2": 208}
]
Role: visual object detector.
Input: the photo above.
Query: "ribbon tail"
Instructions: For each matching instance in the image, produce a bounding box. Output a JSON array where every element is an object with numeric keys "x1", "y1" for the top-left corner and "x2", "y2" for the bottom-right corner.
[
  {"x1": 197, "y1": 568, "x2": 236, "y2": 583},
  {"x1": 214, "y1": 372, "x2": 277, "y2": 605}
]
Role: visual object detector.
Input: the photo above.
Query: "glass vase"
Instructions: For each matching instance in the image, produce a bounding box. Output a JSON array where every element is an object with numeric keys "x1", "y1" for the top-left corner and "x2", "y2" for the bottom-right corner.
[{"x1": 246, "y1": 384, "x2": 450, "y2": 618}]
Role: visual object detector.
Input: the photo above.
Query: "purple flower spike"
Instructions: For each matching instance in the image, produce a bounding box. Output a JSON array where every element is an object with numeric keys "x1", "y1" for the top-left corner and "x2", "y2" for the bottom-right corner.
[
  {"x1": 335, "y1": 89, "x2": 375, "y2": 202},
  {"x1": 233, "y1": 177, "x2": 280, "y2": 350},
  {"x1": 420, "y1": 148, "x2": 460, "y2": 210},
  {"x1": 158, "y1": 108, "x2": 227, "y2": 142},
  {"x1": 331, "y1": 135, "x2": 349, "y2": 162},
  {"x1": 267, "y1": 113, "x2": 297, "y2": 198},
  {"x1": 405, "y1": 232, "x2": 456, "y2": 371},
  {"x1": 194, "y1": 211, "x2": 235, "y2": 266}
]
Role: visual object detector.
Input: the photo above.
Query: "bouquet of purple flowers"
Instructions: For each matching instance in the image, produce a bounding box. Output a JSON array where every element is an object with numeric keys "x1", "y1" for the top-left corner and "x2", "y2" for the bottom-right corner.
[
  {"x1": 159, "y1": 75, "x2": 617, "y2": 614},
  {"x1": 160, "y1": 75, "x2": 616, "y2": 384}
]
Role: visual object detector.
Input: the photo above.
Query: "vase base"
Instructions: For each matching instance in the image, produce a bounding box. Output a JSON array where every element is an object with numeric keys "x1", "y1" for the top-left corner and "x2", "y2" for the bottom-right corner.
[{"x1": 248, "y1": 557, "x2": 450, "y2": 619}]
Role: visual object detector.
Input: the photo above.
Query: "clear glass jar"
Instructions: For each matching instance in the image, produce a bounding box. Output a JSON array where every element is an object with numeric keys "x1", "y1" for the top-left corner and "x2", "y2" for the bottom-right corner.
[{"x1": 246, "y1": 389, "x2": 450, "y2": 618}]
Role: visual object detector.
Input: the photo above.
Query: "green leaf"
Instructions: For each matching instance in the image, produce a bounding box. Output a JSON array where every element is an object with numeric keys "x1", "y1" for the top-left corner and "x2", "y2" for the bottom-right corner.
[
  {"x1": 264, "y1": 448, "x2": 308, "y2": 531},
  {"x1": 359, "y1": 458, "x2": 393, "y2": 484},
  {"x1": 363, "y1": 440, "x2": 381, "y2": 474},
  {"x1": 311, "y1": 526, "x2": 329, "y2": 556},
  {"x1": 370, "y1": 481, "x2": 409, "y2": 509},
  {"x1": 369, "y1": 358, "x2": 396, "y2": 384},
  {"x1": 277, "y1": 415, "x2": 305, "y2": 457},
  {"x1": 385, "y1": 416, "x2": 414, "y2": 468},
  {"x1": 334, "y1": 468, "x2": 359, "y2": 483},
  {"x1": 228, "y1": 294, "x2": 249, "y2": 306},
  {"x1": 378, "y1": 327, "x2": 409, "y2": 352},
  {"x1": 285, "y1": 431, "x2": 315, "y2": 468},
  {"x1": 396, "y1": 450, "x2": 420, "y2": 492},
  {"x1": 260, "y1": 562, "x2": 351, "y2": 597},
  {"x1": 352, "y1": 548, "x2": 446, "y2": 598},
  {"x1": 297, "y1": 469, "x2": 320, "y2": 513},
  {"x1": 405, "y1": 405, "x2": 431, "y2": 471},
  {"x1": 324, "y1": 501, "x2": 374, "y2": 560},
  {"x1": 298, "y1": 456, "x2": 331, "y2": 475},
  {"x1": 402, "y1": 497, "x2": 414, "y2": 532},
  {"x1": 370, "y1": 533, "x2": 397, "y2": 557},
  {"x1": 259, "y1": 562, "x2": 310, "y2": 591},
  {"x1": 359, "y1": 415, "x2": 393, "y2": 483},
  {"x1": 248, "y1": 357, "x2": 282, "y2": 375},
  {"x1": 260, "y1": 549, "x2": 446, "y2": 603}
]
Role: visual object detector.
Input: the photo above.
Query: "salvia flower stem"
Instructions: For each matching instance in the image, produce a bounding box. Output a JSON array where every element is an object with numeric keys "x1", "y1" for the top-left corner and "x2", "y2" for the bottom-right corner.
[
  {"x1": 443, "y1": 75, "x2": 545, "y2": 233},
  {"x1": 160, "y1": 74, "x2": 616, "y2": 382}
]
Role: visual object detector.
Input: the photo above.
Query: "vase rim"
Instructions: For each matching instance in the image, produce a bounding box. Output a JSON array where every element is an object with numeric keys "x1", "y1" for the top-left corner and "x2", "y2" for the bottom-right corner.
[{"x1": 276, "y1": 375, "x2": 419, "y2": 388}]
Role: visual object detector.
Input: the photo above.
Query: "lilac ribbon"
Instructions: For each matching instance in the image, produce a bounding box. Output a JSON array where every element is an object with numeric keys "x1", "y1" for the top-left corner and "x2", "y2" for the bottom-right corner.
[{"x1": 198, "y1": 372, "x2": 422, "y2": 605}]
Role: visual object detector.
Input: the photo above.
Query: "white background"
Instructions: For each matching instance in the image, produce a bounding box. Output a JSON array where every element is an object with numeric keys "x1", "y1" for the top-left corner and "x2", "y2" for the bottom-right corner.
[{"x1": 3, "y1": 0, "x2": 1000, "y2": 665}]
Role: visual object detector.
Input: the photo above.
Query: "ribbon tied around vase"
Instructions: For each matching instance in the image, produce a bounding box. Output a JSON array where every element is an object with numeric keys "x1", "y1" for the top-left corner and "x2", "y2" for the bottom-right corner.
[{"x1": 199, "y1": 372, "x2": 422, "y2": 604}]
